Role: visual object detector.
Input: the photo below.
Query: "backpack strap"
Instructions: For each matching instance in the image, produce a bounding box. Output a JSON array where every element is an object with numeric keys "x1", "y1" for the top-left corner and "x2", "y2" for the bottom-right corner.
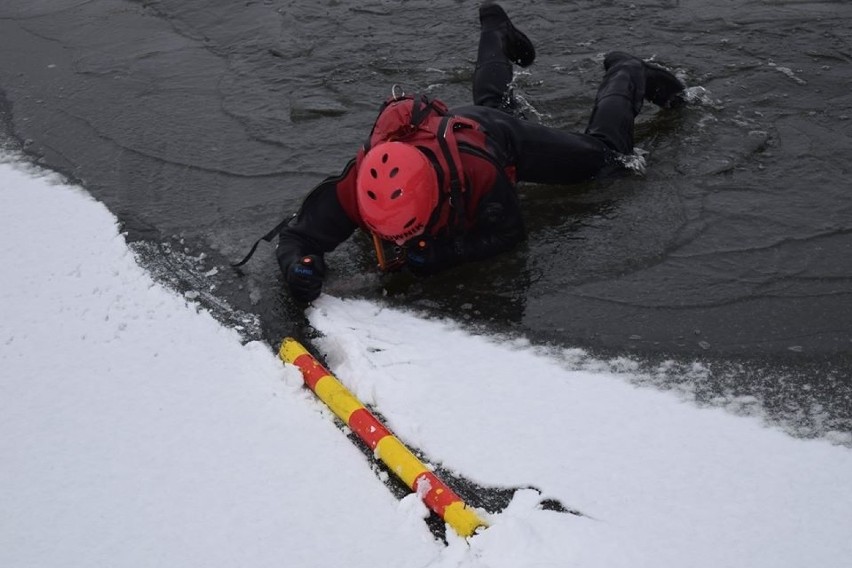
[
  {"x1": 410, "y1": 94, "x2": 442, "y2": 128},
  {"x1": 436, "y1": 115, "x2": 478, "y2": 235},
  {"x1": 230, "y1": 214, "x2": 294, "y2": 268},
  {"x1": 364, "y1": 90, "x2": 447, "y2": 152}
]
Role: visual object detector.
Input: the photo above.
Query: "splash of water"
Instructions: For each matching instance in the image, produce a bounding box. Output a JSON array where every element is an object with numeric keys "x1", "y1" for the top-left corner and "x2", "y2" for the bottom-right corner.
[{"x1": 618, "y1": 147, "x2": 648, "y2": 174}]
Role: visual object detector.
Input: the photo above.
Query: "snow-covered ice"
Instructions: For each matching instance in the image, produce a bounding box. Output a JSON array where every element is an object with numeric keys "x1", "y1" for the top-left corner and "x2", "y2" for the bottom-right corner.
[{"x1": 2, "y1": 156, "x2": 851, "y2": 567}]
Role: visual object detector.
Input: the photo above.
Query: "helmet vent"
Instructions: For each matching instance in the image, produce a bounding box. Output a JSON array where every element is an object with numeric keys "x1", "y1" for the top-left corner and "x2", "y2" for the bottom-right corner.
[
  {"x1": 403, "y1": 217, "x2": 416, "y2": 229},
  {"x1": 367, "y1": 190, "x2": 377, "y2": 200},
  {"x1": 390, "y1": 189, "x2": 403, "y2": 200},
  {"x1": 389, "y1": 167, "x2": 399, "y2": 178},
  {"x1": 370, "y1": 168, "x2": 378, "y2": 179},
  {"x1": 381, "y1": 153, "x2": 389, "y2": 163}
]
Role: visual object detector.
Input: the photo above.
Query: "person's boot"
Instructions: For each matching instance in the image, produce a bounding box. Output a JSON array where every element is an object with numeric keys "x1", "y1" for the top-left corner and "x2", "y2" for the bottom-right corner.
[
  {"x1": 605, "y1": 51, "x2": 686, "y2": 109},
  {"x1": 479, "y1": 2, "x2": 536, "y2": 67}
]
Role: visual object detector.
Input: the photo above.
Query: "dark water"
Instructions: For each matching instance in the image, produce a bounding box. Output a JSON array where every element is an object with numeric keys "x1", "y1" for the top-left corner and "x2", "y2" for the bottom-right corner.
[{"x1": 1, "y1": 0, "x2": 850, "y2": 441}]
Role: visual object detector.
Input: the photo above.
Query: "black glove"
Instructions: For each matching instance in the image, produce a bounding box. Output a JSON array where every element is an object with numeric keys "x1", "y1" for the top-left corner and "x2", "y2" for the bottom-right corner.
[
  {"x1": 286, "y1": 255, "x2": 326, "y2": 302},
  {"x1": 405, "y1": 235, "x2": 460, "y2": 275},
  {"x1": 477, "y1": 201, "x2": 507, "y2": 229}
]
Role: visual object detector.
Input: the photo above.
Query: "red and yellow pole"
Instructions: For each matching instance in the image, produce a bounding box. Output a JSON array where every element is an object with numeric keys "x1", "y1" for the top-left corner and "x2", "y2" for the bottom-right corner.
[{"x1": 280, "y1": 337, "x2": 487, "y2": 538}]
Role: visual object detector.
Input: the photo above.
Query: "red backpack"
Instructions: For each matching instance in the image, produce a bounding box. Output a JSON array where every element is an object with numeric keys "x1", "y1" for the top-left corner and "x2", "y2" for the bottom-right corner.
[{"x1": 359, "y1": 91, "x2": 494, "y2": 236}]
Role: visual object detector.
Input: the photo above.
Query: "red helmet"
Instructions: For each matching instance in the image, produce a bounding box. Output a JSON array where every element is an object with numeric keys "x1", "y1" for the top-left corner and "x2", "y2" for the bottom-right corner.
[{"x1": 356, "y1": 142, "x2": 439, "y2": 245}]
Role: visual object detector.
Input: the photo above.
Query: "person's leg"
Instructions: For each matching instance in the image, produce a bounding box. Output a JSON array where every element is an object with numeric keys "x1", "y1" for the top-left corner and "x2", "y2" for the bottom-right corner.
[
  {"x1": 586, "y1": 52, "x2": 687, "y2": 154},
  {"x1": 457, "y1": 52, "x2": 686, "y2": 184},
  {"x1": 473, "y1": 3, "x2": 535, "y2": 110},
  {"x1": 585, "y1": 53, "x2": 646, "y2": 155},
  {"x1": 456, "y1": 105, "x2": 615, "y2": 184}
]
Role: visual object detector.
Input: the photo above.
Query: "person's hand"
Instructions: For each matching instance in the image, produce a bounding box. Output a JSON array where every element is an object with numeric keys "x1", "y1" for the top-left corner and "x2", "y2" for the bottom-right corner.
[
  {"x1": 405, "y1": 235, "x2": 457, "y2": 275},
  {"x1": 286, "y1": 255, "x2": 326, "y2": 302},
  {"x1": 477, "y1": 201, "x2": 507, "y2": 228}
]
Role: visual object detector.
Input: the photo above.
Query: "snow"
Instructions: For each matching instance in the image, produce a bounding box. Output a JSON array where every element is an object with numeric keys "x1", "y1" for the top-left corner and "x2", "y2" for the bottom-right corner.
[{"x1": 1, "y1": 155, "x2": 851, "y2": 567}]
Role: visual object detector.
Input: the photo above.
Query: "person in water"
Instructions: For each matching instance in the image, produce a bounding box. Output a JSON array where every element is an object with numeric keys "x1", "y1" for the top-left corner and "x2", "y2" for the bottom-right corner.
[{"x1": 260, "y1": 2, "x2": 686, "y2": 302}]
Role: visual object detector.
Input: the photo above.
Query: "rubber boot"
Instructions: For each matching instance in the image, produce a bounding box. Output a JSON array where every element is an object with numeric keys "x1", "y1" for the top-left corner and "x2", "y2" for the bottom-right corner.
[
  {"x1": 605, "y1": 51, "x2": 686, "y2": 109},
  {"x1": 479, "y1": 2, "x2": 536, "y2": 67}
]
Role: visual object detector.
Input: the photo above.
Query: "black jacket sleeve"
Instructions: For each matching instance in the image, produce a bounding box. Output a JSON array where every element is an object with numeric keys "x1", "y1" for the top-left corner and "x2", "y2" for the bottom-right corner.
[{"x1": 276, "y1": 160, "x2": 359, "y2": 275}]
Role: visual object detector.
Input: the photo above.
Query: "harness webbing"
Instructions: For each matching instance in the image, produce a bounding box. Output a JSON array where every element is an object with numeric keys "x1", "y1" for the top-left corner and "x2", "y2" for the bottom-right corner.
[{"x1": 230, "y1": 215, "x2": 293, "y2": 268}]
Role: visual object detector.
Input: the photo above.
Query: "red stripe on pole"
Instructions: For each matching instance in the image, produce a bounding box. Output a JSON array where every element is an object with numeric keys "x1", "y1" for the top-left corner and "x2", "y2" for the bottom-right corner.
[
  {"x1": 292, "y1": 353, "x2": 330, "y2": 390},
  {"x1": 348, "y1": 408, "x2": 391, "y2": 450},
  {"x1": 415, "y1": 471, "x2": 463, "y2": 515}
]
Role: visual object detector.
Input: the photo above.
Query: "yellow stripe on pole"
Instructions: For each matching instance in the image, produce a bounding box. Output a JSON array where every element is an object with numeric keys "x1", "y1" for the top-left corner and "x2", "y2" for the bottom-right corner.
[
  {"x1": 374, "y1": 435, "x2": 430, "y2": 488},
  {"x1": 444, "y1": 501, "x2": 487, "y2": 540},
  {"x1": 313, "y1": 375, "x2": 365, "y2": 423},
  {"x1": 280, "y1": 337, "x2": 310, "y2": 363}
]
